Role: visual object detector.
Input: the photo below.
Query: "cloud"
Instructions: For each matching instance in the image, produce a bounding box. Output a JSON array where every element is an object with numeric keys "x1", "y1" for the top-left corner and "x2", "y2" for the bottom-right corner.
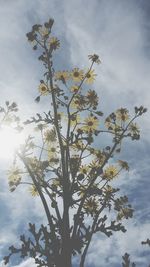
[
  {"x1": 0, "y1": 1, "x2": 150, "y2": 266},
  {"x1": 0, "y1": 168, "x2": 47, "y2": 253},
  {"x1": 86, "y1": 221, "x2": 150, "y2": 267},
  {"x1": 0, "y1": 258, "x2": 36, "y2": 267},
  {"x1": 12, "y1": 258, "x2": 36, "y2": 267}
]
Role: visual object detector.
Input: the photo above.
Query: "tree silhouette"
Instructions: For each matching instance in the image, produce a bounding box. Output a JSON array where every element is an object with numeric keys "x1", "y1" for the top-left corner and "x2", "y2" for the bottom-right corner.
[{"x1": 2, "y1": 19, "x2": 147, "y2": 267}]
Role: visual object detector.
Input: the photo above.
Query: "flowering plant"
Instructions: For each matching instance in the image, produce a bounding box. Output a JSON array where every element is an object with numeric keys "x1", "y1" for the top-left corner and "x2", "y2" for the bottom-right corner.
[{"x1": 3, "y1": 19, "x2": 147, "y2": 267}]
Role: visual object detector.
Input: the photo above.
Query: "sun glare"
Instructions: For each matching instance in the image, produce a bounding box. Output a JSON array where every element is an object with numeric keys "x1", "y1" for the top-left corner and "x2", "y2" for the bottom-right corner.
[{"x1": 0, "y1": 127, "x2": 25, "y2": 160}]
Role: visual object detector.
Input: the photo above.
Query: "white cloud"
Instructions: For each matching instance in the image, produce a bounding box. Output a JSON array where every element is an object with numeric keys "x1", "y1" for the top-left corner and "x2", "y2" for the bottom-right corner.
[
  {"x1": 0, "y1": 258, "x2": 36, "y2": 267},
  {"x1": 0, "y1": 168, "x2": 47, "y2": 251},
  {"x1": 86, "y1": 221, "x2": 150, "y2": 267},
  {"x1": 0, "y1": 0, "x2": 150, "y2": 266},
  {"x1": 12, "y1": 258, "x2": 36, "y2": 267}
]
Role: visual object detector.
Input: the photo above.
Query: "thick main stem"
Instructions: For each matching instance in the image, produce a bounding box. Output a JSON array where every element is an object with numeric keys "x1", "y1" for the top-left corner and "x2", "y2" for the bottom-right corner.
[{"x1": 45, "y1": 50, "x2": 71, "y2": 267}]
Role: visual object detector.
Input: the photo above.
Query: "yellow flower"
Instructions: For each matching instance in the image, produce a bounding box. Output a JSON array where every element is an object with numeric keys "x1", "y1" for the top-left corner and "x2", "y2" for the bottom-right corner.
[
  {"x1": 39, "y1": 26, "x2": 49, "y2": 37},
  {"x1": 85, "y1": 69, "x2": 96, "y2": 84},
  {"x1": 83, "y1": 116, "x2": 99, "y2": 132},
  {"x1": 70, "y1": 85, "x2": 79, "y2": 93},
  {"x1": 128, "y1": 123, "x2": 140, "y2": 140},
  {"x1": 103, "y1": 165, "x2": 118, "y2": 180},
  {"x1": 117, "y1": 207, "x2": 133, "y2": 221},
  {"x1": 105, "y1": 115, "x2": 122, "y2": 132},
  {"x1": 8, "y1": 166, "x2": 22, "y2": 188},
  {"x1": 86, "y1": 89, "x2": 98, "y2": 106},
  {"x1": 70, "y1": 98, "x2": 80, "y2": 110},
  {"x1": 105, "y1": 117, "x2": 113, "y2": 130},
  {"x1": 38, "y1": 83, "x2": 49, "y2": 95},
  {"x1": 95, "y1": 150, "x2": 106, "y2": 164},
  {"x1": 79, "y1": 165, "x2": 90, "y2": 175},
  {"x1": 51, "y1": 178, "x2": 61, "y2": 188},
  {"x1": 27, "y1": 157, "x2": 40, "y2": 169},
  {"x1": 71, "y1": 68, "x2": 84, "y2": 82},
  {"x1": 89, "y1": 160, "x2": 98, "y2": 169},
  {"x1": 47, "y1": 144, "x2": 59, "y2": 165},
  {"x1": 48, "y1": 145, "x2": 57, "y2": 158},
  {"x1": 104, "y1": 185, "x2": 114, "y2": 194},
  {"x1": 55, "y1": 71, "x2": 70, "y2": 83},
  {"x1": 128, "y1": 123, "x2": 140, "y2": 134},
  {"x1": 29, "y1": 185, "x2": 39, "y2": 197},
  {"x1": 78, "y1": 186, "x2": 87, "y2": 197},
  {"x1": 72, "y1": 140, "x2": 85, "y2": 152},
  {"x1": 105, "y1": 120, "x2": 112, "y2": 130},
  {"x1": 26, "y1": 157, "x2": 44, "y2": 178},
  {"x1": 84, "y1": 198, "x2": 99, "y2": 215},
  {"x1": 49, "y1": 37, "x2": 60, "y2": 50},
  {"x1": 44, "y1": 128, "x2": 57, "y2": 143},
  {"x1": 71, "y1": 95, "x2": 87, "y2": 110},
  {"x1": 116, "y1": 108, "x2": 130, "y2": 122}
]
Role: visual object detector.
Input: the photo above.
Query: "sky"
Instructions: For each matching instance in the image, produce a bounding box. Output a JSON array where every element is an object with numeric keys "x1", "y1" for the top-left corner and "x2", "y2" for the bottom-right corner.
[{"x1": 0, "y1": 0, "x2": 150, "y2": 266}]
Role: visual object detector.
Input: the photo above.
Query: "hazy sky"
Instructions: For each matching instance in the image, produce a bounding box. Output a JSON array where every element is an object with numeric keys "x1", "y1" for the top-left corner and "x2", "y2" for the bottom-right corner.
[{"x1": 0, "y1": 0, "x2": 150, "y2": 266}]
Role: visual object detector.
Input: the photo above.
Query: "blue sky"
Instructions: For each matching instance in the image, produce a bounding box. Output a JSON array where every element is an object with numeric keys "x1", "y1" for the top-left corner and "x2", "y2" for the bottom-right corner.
[{"x1": 0, "y1": 0, "x2": 150, "y2": 266}]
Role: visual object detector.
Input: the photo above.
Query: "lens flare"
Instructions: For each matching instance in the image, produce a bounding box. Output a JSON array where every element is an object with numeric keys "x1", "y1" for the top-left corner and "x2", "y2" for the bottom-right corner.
[{"x1": 0, "y1": 127, "x2": 25, "y2": 160}]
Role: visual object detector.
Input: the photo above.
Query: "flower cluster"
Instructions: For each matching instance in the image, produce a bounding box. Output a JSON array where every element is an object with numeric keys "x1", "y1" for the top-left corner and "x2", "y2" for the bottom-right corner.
[
  {"x1": 105, "y1": 109, "x2": 128, "y2": 132},
  {"x1": 26, "y1": 19, "x2": 59, "y2": 53},
  {"x1": 44, "y1": 127, "x2": 60, "y2": 165},
  {"x1": 54, "y1": 68, "x2": 97, "y2": 85},
  {"x1": 27, "y1": 157, "x2": 45, "y2": 178}
]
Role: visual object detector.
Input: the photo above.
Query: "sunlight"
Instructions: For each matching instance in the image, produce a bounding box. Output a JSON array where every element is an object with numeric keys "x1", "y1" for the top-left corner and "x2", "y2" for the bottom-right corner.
[{"x1": 0, "y1": 127, "x2": 25, "y2": 160}]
